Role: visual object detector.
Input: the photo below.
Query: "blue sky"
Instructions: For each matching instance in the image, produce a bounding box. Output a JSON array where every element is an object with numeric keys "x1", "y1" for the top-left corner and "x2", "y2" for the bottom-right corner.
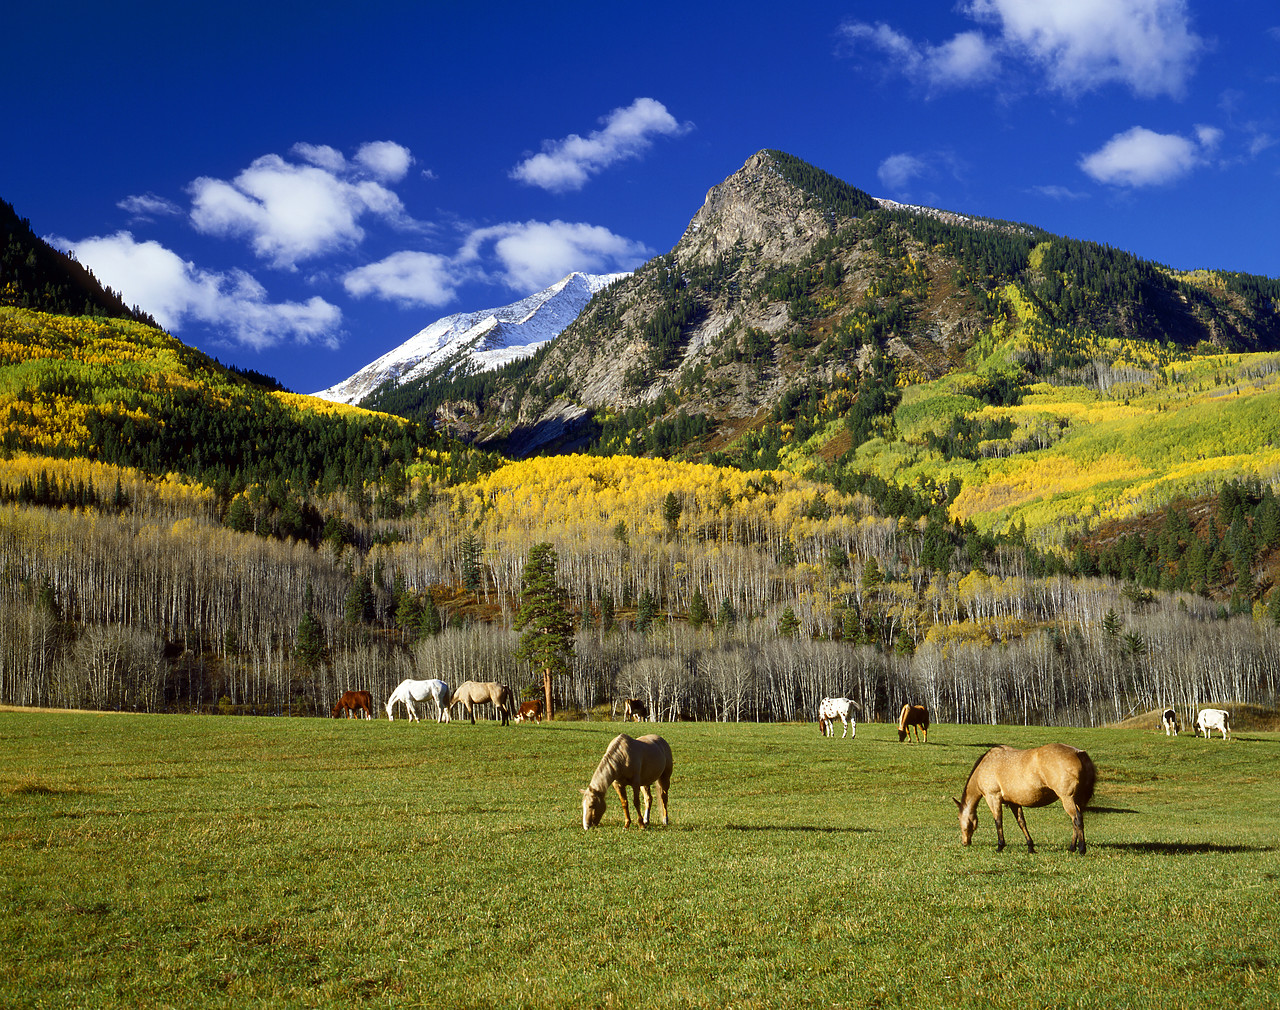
[{"x1": 5, "y1": 1, "x2": 1278, "y2": 395}]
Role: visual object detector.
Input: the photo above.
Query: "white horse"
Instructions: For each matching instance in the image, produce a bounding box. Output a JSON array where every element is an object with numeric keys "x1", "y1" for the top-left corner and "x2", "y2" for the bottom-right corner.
[
  {"x1": 1195, "y1": 708, "x2": 1230, "y2": 740},
  {"x1": 818, "y1": 697, "x2": 857, "y2": 739},
  {"x1": 385, "y1": 678, "x2": 452, "y2": 722}
]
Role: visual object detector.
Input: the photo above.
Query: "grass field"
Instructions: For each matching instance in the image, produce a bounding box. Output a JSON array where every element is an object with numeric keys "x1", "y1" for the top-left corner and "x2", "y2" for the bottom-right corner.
[{"x1": 2, "y1": 712, "x2": 1278, "y2": 1009}]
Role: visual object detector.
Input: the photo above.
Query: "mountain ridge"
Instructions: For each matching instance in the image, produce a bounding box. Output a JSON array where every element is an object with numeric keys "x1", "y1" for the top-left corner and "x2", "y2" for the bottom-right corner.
[{"x1": 311, "y1": 270, "x2": 628, "y2": 406}]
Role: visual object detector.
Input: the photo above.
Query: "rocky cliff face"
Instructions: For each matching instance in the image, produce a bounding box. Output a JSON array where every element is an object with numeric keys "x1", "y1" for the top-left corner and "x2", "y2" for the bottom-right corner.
[{"x1": 674, "y1": 150, "x2": 838, "y2": 273}]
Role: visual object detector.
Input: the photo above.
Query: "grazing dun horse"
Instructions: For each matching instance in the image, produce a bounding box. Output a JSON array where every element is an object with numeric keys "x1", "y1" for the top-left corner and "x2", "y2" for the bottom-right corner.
[
  {"x1": 450, "y1": 680, "x2": 514, "y2": 725},
  {"x1": 331, "y1": 690, "x2": 373, "y2": 719},
  {"x1": 384, "y1": 679, "x2": 452, "y2": 722},
  {"x1": 1195, "y1": 708, "x2": 1231, "y2": 740},
  {"x1": 817, "y1": 697, "x2": 857, "y2": 738},
  {"x1": 1161, "y1": 708, "x2": 1181, "y2": 736},
  {"x1": 581, "y1": 733, "x2": 673, "y2": 829},
  {"x1": 954, "y1": 743, "x2": 1096, "y2": 854},
  {"x1": 897, "y1": 704, "x2": 930, "y2": 743}
]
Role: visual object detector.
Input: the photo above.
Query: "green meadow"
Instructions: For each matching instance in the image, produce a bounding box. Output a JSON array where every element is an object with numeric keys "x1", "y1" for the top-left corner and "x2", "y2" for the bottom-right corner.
[{"x1": 2, "y1": 711, "x2": 1277, "y2": 1009}]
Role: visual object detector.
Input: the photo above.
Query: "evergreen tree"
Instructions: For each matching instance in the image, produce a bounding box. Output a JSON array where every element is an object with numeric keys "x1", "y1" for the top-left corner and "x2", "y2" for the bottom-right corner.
[
  {"x1": 777, "y1": 606, "x2": 800, "y2": 637},
  {"x1": 460, "y1": 532, "x2": 483, "y2": 595},
  {"x1": 225, "y1": 495, "x2": 254, "y2": 534},
  {"x1": 600, "y1": 592, "x2": 616, "y2": 634},
  {"x1": 344, "y1": 574, "x2": 375, "y2": 624},
  {"x1": 295, "y1": 612, "x2": 324, "y2": 671},
  {"x1": 419, "y1": 593, "x2": 442, "y2": 638},
  {"x1": 635, "y1": 589, "x2": 657, "y2": 633},
  {"x1": 662, "y1": 491, "x2": 683, "y2": 537},
  {"x1": 396, "y1": 592, "x2": 422, "y2": 634},
  {"x1": 861, "y1": 556, "x2": 883, "y2": 592},
  {"x1": 513, "y1": 543, "x2": 575, "y2": 718},
  {"x1": 689, "y1": 589, "x2": 710, "y2": 630},
  {"x1": 717, "y1": 596, "x2": 738, "y2": 630}
]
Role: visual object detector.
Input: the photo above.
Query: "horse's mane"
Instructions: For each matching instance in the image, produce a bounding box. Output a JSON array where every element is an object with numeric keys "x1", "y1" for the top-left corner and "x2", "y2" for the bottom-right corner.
[
  {"x1": 588, "y1": 735, "x2": 630, "y2": 793},
  {"x1": 960, "y1": 747, "x2": 1000, "y2": 797}
]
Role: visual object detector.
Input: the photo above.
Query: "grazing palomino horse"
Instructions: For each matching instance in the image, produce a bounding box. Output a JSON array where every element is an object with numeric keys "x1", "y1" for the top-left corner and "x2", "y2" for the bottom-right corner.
[
  {"x1": 955, "y1": 743, "x2": 1096, "y2": 854},
  {"x1": 817, "y1": 697, "x2": 857, "y2": 738},
  {"x1": 384, "y1": 679, "x2": 452, "y2": 722},
  {"x1": 1161, "y1": 708, "x2": 1181, "y2": 736},
  {"x1": 623, "y1": 698, "x2": 649, "y2": 722},
  {"x1": 1195, "y1": 708, "x2": 1231, "y2": 740},
  {"x1": 451, "y1": 680, "x2": 514, "y2": 725},
  {"x1": 898, "y1": 704, "x2": 930, "y2": 743},
  {"x1": 332, "y1": 690, "x2": 373, "y2": 719},
  {"x1": 581, "y1": 733, "x2": 673, "y2": 829}
]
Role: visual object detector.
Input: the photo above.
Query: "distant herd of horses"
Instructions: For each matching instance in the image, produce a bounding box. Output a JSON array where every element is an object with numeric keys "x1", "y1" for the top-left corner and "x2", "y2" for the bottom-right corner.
[{"x1": 330, "y1": 681, "x2": 1236, "y2": 850}]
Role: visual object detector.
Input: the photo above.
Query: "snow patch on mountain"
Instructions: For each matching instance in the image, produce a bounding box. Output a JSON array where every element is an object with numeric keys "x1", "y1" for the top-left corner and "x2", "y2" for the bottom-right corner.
[{"x1": 311, "y1": 271, "x2": 628, "y2": 405}]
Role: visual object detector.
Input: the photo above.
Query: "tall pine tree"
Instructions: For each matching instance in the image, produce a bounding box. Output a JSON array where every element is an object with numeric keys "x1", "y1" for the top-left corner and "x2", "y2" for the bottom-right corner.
[{"x1": 513, "y1": 542, "x2": 575, "y2": 718}]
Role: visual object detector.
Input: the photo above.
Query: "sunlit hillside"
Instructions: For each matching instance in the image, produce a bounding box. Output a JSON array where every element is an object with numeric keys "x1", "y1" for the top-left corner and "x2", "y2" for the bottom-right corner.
[{"x1": 2, "y1": 197, "x2": 1280, "y2": 727}]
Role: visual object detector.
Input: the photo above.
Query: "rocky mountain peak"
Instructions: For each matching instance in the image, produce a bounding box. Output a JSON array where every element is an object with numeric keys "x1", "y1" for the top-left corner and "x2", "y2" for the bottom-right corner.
[{"x1": 674, "y1": 150, "x2": 843, "y2": 272}]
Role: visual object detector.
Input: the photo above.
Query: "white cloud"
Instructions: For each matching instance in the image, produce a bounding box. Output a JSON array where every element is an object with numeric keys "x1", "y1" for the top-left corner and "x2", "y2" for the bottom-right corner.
[
  {"x1": 928, "y1": 30, "x2": 1000, "y2": 87},
  {"x1": 1079, "y1": 126, "x2": 1206, "y2": 186},
  {"x1": 1031, "y1": 184, "x2": 1089, "y2": 200},
  {"x1": 188, "y1": 147, "x2": 412, "y2": 269},
  {"x1": 355, "y1": 141, "x2": 414, "y2": 182},
  {"x1": 877, "y1": 153, "x2": 928, "y2": 192},
  {"x1": 962, "y1": 0, "x2": 1202, "y2": 97},
  {"x1": 459, "y1": 220, "x2": 651, "y2": 291},
  {"x1": 57, "y1": 231, "x2": 341, "y2": 351},
  {"x1": 511, "y1": 98, "x2": 691, "y2": 193},
  {"x1": 117, "y1": 193, "x2": 182, "y2": 219},
  {"x1": 343, "y1": 251, "x2": 459, "y2": 308},
  {"x1": 291, "y1": 143, "x2": 347, "y2": 173},
  {"x1": 841, "y1": 22, "x2": 997, "y2": 90},
  {"x1": 843, "y1": 0, "x2": 1202, "y2": 98}
]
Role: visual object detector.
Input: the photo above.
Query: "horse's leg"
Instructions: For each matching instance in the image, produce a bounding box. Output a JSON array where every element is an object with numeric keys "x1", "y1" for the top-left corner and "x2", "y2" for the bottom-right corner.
[
  {"x1": 1010, "y1": 804, "x2": 1035, "y2": 853},
  {"x1": 841, "y1": 717, "x2": 848, "y2": 739},
  {"x1": 638, "y1": 784, "x2": 652, "y2": 828},
  {"x1": 1061, "y1": 798, "x2": 1086, "y2": 854},
  {"x1": 611, "y1": 782, "x2": 631, "y2": 828},
  {"x1": 985, "y1": 794, "x2": 1007, "y2": 851}
]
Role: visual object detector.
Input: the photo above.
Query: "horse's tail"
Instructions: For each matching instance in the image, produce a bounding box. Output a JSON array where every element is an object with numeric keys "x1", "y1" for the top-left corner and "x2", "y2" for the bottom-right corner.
[{"x1": 1075, "y1": 752, "x2": 1097, "y2": 811}]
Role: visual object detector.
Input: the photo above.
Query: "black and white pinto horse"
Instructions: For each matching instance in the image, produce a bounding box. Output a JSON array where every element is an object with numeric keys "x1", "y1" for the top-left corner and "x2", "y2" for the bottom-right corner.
[
  {"x1": 818, "y1": 697, "x2": 857, "y2": 739},
  {"x1": 1161, "y1": 708, "x2": 1180, "y2": 736}
]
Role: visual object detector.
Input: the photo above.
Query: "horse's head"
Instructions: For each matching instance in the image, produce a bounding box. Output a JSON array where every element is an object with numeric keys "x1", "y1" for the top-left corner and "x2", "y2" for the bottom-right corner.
[
  {"x1": 898, "y1": 727, "x2": 907, "y2": 742},
  {"x1": 954, "y1": 797, "x2": 977, "y2": 845},
  {"x1": 581, "y1": 787, "x2": 606, "y2": 829}
]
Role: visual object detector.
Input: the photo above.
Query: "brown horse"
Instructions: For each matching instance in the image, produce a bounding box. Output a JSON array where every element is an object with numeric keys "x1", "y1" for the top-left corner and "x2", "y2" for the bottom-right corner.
[
  {"x1": 332, "y1": 690, "x2": 373, "y2": 719},
  {"x1": 898, "y1": 704, "x2": 929, "y2": 743},
  {"x1": 450, "y1": 680, "x2": 514, "y2": 725},
  {"x1": 623, "y1": 697, "x2": 649, "y2": 722},
  {"x1": 581, "y1": 733, "x2": 673, "y2": 829},
  {"x1": 954, "y1": 744, "x2": 1096, "y2": 854}
]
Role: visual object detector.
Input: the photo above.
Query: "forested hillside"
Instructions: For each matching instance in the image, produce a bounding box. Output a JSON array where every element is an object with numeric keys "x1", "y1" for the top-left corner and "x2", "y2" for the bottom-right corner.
[{"x1": 2, "y1": 166, "x2": 1280, "y2": 729}]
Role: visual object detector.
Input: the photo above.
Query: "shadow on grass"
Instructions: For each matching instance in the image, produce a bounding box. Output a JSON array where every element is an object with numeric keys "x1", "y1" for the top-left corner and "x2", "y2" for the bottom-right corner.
[
  {"x1": 723, "y1": 823, "x2": 874, "y2": 834},
  {"x1": 1101, "y1": 841, "x2": 1276, "y2": 854},
  {"x1": 1087, "y1": 806, "x2": 1139, "y2": 815}
]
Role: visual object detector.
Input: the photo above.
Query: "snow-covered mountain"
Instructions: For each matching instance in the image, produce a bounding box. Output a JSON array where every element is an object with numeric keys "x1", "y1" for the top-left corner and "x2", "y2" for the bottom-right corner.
[{"x1": 310, "y1": 271, "x2": 628, "y2": 405}]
